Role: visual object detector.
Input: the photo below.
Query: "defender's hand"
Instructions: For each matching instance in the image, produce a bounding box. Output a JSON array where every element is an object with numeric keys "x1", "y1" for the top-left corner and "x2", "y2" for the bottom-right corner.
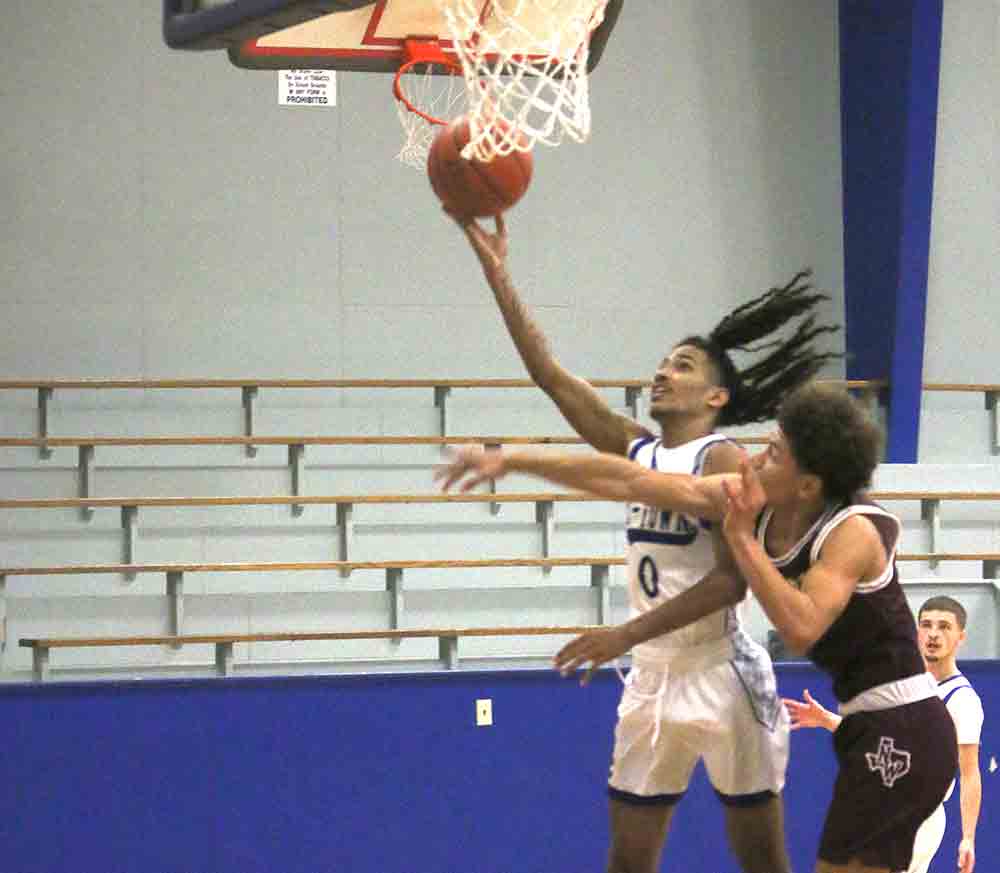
[
  {"x1": 435, "y1": 445, "x2": 507, "y2": 493},
  {"x1": 722, "y1": 456, "x2": 767, "y2": 543},
  {"x1": 783, "y1": 689, "x2": 838, "y2": 732}
]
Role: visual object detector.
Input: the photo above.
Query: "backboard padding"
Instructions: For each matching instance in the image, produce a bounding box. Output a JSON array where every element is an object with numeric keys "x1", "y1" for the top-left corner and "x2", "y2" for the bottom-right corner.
[{"x1": 227, "y1": 0, "x2": 622, "y2": 74}]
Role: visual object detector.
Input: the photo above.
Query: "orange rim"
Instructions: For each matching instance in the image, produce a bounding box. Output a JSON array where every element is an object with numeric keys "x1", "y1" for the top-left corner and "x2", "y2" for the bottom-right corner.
[{"x1": 393, "y1": 39, "x2": 464, "y2": 127}]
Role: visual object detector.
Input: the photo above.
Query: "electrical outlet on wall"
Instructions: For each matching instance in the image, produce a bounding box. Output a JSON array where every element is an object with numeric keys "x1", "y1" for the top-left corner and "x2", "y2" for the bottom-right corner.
[{"x1": 476, "y1": 698, "x2": 493, "y2": 726}]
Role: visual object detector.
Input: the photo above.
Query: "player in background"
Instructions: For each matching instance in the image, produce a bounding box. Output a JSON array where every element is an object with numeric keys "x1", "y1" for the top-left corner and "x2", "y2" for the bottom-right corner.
[{"x1": 784, "y1": 595, "x2": 983, "y2": 873}]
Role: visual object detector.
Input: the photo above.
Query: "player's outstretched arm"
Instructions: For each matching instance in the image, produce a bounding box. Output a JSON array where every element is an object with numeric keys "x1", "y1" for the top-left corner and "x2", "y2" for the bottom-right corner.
[
  {"x1": 435, "y1": 445, "x2": 729, "y2": 520},
  {"x1": 550, "y1": 440, "x2": 750, "y2": 684},
  {"x1": 453, "y1": 213, "x2": 649, "y2": 456},
  {"x1": 553, "y1": 564, "x2": 746, "y2": 684}
]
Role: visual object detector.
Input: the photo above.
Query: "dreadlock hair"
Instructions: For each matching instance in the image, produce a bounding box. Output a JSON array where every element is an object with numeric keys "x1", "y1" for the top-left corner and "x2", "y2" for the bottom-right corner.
[{"x1": 677, "y1": 270, "x2": 842, "y2": 426}]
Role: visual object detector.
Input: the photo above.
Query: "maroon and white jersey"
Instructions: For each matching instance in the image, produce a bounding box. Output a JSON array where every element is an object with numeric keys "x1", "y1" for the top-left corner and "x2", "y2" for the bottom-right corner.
[{"x1": 755, "y1": 495, "x2": 924, "y2": 702}]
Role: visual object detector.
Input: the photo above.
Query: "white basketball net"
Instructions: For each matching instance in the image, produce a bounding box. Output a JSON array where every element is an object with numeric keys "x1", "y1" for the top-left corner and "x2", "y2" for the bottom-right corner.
[
  {"x1": 394, "y1": 56, "x2": 468, "y2": 169},
  {"x1": 441, "y1": 0, "x2": 610, "y2": 162}
]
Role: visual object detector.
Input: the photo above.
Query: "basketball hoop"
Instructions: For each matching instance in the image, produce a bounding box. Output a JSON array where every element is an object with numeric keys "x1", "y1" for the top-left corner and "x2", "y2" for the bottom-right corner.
[
  {"x1": 393, "y1": 39, "x2": 468, "y2": 169},
  {"x1": 441, "y1": 0, "x2": 611, "y2": 163}
]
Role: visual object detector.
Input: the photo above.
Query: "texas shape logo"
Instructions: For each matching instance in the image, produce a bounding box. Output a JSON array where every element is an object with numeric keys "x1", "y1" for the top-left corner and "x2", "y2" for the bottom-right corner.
[{"x1": 865, "y1": 736, "x2": 911, "y2": 788}]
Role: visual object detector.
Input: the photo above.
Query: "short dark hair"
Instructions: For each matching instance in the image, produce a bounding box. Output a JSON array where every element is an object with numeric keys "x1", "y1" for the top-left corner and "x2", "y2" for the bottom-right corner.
[
  {"x1": 919, "y1": 596, "x2": 968, "y2": 629},
  {"x1": 778, "y1": 382, "x2": 882, "y2": 502},
  {"x1": 676, "y1": 269, "x2": 841, "y2": 426}
]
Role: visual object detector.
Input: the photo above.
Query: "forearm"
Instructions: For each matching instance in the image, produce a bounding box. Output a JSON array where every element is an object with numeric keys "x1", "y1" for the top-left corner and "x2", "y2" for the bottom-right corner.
[
  {"x1": 504, "y1": 450, "x2": 717, "y2": 518},
  {"x1": 621, "y1": 569, "x2": 746, "y2": 648},
  {"x1": 486, "y1": 265, "x2": 560, "y2": 386},
  {"x1": 725, "y1": 533, "x2": 819, "y2": 653},
  {"x1": 959, "y1": 769, "x2": 981, "y2": 842}
]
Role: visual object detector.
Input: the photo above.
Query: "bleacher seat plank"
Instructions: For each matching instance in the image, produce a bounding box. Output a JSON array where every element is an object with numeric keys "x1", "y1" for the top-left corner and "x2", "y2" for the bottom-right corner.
[
  {"x1": 0, "y1": 490, "x2": 997, "y2": 511},
  {"x1": 19, "y1": 624, "x2": 600, "y2": 650},
  {"x1": 0, "y1": 556, "x2": 627, "y2": 577},
  {"x1": 0, "y1": 377, "x2": 880, "y2": 391},
  {"x1": 17, "y1": 624, "x2": 603, "y2": 681},
  {"x1": 0, "y1": 434, "x2": 590, "y2": 448}
]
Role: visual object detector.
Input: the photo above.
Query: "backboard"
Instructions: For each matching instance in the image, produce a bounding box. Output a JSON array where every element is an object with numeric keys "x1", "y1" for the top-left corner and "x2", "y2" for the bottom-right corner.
[{"x1": 163, "y1": 1, "x2": 622, "y2": 74}]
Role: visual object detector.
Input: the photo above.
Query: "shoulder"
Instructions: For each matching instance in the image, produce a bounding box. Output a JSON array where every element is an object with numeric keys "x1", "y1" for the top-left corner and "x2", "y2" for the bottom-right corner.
[
  {"x1": 946, "y1": 683, "x2": 985, "y2": 743},
  {"x1": 944, "y1": 678, "x2": 985, "y2": 713},
  {"x1": 816, "y1": 513, "x2": 886, "y2": 577},
  {"x1": 700, "y1": 438, "x2": 747, "y2": 476}
]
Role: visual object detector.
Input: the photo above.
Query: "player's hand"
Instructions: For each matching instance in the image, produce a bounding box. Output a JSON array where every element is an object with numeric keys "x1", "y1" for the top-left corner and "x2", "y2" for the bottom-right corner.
[
  {"x1": 448, "y1": 211, "x2": 508, "y2": 276},
  {"x1": 553, "y1": 627, "x2": 632, "y2": 686},
  {"x1": 721, "y1": 455, "x2": 766, "y2": 543},
  {"x1": 782, "y1": 688, "x2": 838, "y2": 732},
  {"x1": 434, "y1": 445, "x2": 507, "y2": 492},
  {"x1": 958, "y1": 837, "x2": 975, "y2": 873}
]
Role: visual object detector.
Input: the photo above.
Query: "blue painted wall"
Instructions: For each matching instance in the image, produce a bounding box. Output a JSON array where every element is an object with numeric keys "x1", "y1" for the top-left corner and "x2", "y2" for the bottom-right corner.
[
  {"x1": 839, "y1": 0, "x2": 943, "y2": 461},
  {"x1": 2, "y1": 663, "x2": 995, "y2": 872}
]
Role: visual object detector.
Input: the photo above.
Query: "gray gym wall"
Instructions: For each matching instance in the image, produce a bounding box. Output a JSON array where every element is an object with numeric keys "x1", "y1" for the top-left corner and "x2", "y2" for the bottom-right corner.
[{"x1": 0, "y1": 1, "x2": 996, "y2": 677}]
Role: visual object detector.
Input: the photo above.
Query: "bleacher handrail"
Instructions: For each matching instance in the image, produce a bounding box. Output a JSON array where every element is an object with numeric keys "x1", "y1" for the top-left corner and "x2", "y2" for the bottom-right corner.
[
  {"x1": 1, "y1": 489, "x2": 999, "y2": 510},
  {"x1": 0, "y1": 377, "x2": 883, "y2": 391}
]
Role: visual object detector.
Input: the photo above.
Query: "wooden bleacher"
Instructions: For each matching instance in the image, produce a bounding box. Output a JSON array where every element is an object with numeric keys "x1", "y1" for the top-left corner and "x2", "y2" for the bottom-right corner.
[
  {"x1": 0, "y1": 376, "x2": 884, "y2": 458},
  {"x1": 6, "y1": 550, "x2": 1000, "y2": 681},
  {"x1": 2, "y1": 375, "x2": 998, "y2": 681},
  {"x1": 18, "y1": 624, "x2": 601, "y2": 681},
  {"x1": 0, "y1": 489, "x2": 997, "y2": 562}
]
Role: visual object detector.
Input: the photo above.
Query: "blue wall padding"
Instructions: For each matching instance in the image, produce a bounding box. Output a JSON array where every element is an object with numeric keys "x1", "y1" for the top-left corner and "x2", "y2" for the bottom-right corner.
[
  {"x1": 839, "y1": 0, "x2": 943, "y2": 461},
  {"x1": 2, "y1": 663, "x2": 996, "y2": 872},
  {"x1": 0, "y1": 662, "x2": 1000, "y2": 873}
]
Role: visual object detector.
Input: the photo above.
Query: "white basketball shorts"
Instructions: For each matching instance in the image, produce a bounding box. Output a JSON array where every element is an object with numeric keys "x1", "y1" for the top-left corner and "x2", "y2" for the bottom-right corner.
[{"x1": 608, "y1": 635, "x2": 789, "y2": 804}]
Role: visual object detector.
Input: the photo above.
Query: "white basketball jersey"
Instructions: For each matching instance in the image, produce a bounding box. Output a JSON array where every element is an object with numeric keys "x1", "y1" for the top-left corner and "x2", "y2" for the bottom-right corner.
[{"x1": 626, "y1": 434, "x2": 743, "y2": 663}]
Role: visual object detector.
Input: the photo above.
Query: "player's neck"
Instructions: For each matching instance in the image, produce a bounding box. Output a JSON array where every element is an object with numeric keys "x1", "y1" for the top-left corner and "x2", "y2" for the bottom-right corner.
[
  {"x1": 767, "y1": 493, "x2": 828, "y2": 542},
  {"x1": 656, "y1": 413, "x2": 716, "y2": 448},
  {"x1": 926, "y1": 657, "x2": 959, "y2": 683}
]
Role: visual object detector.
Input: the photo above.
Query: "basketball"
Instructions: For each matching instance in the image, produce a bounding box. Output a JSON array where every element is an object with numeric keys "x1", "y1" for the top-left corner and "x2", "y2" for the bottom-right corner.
[{"x1": 427, "y1": 116, "x2": 533, "y2": 218}]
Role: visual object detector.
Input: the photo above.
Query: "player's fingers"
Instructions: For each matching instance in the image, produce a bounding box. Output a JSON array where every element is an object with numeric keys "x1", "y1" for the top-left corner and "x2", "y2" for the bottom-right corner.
[
  {"x1": 438, "y1": 470, "x2": 463, "y2": 492},
  {"x1": 459, "y1": 472, "x2": 489, "y2": 493},
  {"x1": 559, "y1": 652, "x2": 589, "y2": 676},
  {"x1": 803, "y1": 688, "x2": 815, "y2": 703},
  {"x1": 446, "y1": 205, "x2": 476, "y2": 229},
  {"x1": 432, "y1": 454, "x2": 457, "y2": 483},
  {"x1": 554, "y1": 637, "x2": 583, "y2": 664},
  {"x1": 494, "y1": 213, "x2": 506, "y2": 237},
  {"x1": 722, "y1": 477, "x2": 746, "y2": 513}
]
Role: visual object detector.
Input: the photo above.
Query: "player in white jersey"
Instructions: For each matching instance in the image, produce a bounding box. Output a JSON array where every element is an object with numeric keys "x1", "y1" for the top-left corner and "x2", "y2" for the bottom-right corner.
[
  {"x1": 606, "y1": 431, "x2": 790, "y2": 868},
  {"x1": 783, "y1": 595, "x2": 983, "y2": 873},
  {"x1": 449, "y1": 213, "x2": 839, "y2": 873}
]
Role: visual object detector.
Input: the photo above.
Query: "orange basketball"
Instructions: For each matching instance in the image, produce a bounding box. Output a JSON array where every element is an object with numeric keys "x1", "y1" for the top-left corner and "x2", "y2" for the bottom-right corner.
[{"x1": 427, "y1": 116, "x2": 533, "y2": 218}]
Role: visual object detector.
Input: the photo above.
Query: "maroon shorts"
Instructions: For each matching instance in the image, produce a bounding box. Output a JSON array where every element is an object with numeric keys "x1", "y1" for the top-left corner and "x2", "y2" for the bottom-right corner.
[{"x1": 818, "y1": 695, "x2": 957, "y2": 870}]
